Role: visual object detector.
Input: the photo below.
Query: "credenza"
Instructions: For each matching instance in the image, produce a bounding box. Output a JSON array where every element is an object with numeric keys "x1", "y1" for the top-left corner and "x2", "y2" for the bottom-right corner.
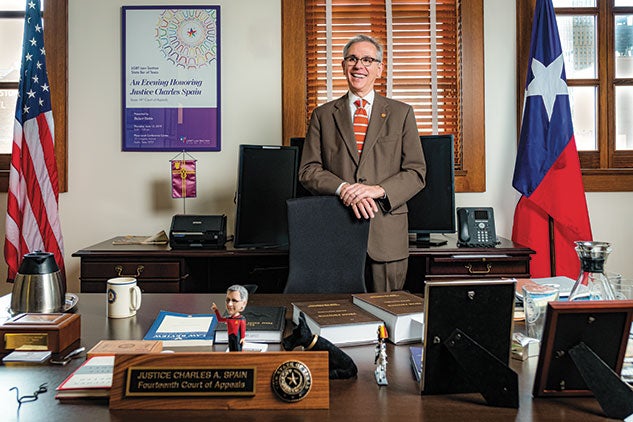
[{"x1": 73, "y1": 235, "x2": 533, "y2": 293}]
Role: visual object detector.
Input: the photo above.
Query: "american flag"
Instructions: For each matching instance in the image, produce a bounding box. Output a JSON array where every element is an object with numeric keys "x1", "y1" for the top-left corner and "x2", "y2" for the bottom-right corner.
[
  {"x1": 5, "y1": 0, "x2": 65, "y2": 283},
  {"x1": 511, "y1": 0, "x2": 592, "y2": 278}
]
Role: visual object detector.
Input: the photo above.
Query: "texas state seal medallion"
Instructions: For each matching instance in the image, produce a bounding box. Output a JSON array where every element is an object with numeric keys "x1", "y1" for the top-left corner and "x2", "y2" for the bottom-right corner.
[{"x1": 271, "y1": 360, "x2": 312, "y2": 402}]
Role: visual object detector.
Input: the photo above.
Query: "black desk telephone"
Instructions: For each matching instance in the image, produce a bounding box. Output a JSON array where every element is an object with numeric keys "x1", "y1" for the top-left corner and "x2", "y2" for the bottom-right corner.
[{"x1": 457, "y1": 207, "x2": 498, "y2": 248}]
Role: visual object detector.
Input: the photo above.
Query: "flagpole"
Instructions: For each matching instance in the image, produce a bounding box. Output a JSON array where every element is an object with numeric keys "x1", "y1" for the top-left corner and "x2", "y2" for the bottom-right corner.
[
  {"x1": 181, "y1": 150, "x2": 186, "y2": 214},
  {"x1": 549, "y1": 215, "x2": 556, "y2": 276}
]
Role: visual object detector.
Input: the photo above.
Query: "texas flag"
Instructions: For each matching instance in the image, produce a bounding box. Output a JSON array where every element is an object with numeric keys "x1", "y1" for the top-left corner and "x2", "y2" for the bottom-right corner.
[{"x1": 512, "y1": 0, "x2": 592, "y2": 278}]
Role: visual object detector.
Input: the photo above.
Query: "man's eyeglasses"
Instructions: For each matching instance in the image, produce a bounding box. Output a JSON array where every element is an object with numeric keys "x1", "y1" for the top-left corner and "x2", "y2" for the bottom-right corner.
[
  {"x1": 344, "y1": 55, "x2": 381, "y2": 67},
  {"x1": 10, "y1": 383, "x2": 48, "y2": 408}
]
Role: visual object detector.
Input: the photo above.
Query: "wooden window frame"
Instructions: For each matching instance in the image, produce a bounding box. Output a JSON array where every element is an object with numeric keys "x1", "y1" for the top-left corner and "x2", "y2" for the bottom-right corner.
[
  {"x1": 517, "y1": 0, "x2": 633, "y2": 192},
  {"x1": 0, "y1": 0, "x2": 67, "y2": 193},
  {"x1": 281, "y1": 0, "x2": 486, "y2": 192}
]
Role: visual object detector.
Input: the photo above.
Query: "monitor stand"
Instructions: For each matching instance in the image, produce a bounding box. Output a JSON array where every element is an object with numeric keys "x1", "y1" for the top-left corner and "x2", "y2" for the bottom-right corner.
[{"x1": 411, "y1": 233, "x2": 448, "y2": 247}]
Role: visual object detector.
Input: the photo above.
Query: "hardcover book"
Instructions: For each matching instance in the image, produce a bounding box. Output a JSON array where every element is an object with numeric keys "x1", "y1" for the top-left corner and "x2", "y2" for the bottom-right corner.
[
  {"x1": 352, "y1": 291, "x2": 424, "y2": 344},
  {"x1": 87, "y1": 340, "x2": 163, "y2": 357},
  {"x1": 55, "y1": 355, "x2": 114, "y2": 400},
  {"x1": 410, "y1": 346, "x2": 423, "y2": 382},
  {"x1": 214, "y1": 306, "x2": 286, "y2": 344},
  {"x1": 143, "y1": 310, "x2": 217, "y2": 351},
  {"x1": 291, "y1": 299, "x2": 383, "y2": 346}
]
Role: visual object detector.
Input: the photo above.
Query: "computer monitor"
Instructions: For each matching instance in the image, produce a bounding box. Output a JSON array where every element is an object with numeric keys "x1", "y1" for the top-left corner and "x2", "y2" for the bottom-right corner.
[
  {"x1": 234, "y1": 145, "x2": 298, "y2": 248},
  {"x1": 289, "y1": 137, "x2": 312, "y2": 198},
  {"x1": 407, "y1": 134, "x2": 456, "y2": 247}
]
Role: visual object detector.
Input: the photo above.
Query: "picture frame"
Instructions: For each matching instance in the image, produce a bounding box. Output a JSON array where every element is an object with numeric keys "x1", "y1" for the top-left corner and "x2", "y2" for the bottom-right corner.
[
  {"x1": 533, "y1": 300, "x2": 633, "y2": 397},
  {"x1": 421, "y1": 279, "x2": 517, "y2": 403},
  {"x1": 121, "y1": 6, "x2": 221, "y2": 151}
]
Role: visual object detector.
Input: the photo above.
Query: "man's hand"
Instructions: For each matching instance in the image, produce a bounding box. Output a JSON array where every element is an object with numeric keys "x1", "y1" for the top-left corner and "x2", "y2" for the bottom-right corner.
[{"x1": 339, "y1": 183, "x2": 385, "y2": 219}]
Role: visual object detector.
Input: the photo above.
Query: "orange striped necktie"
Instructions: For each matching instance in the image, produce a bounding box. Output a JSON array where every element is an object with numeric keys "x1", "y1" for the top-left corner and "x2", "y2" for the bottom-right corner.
[{"x1": 353, "y1": 99, "x2": 369, "y2": 155}]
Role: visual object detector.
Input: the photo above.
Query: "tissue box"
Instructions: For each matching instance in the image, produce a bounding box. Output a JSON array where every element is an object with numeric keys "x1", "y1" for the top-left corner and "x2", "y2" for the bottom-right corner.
[{"x1": 0, "y1": 313, "x2": 80, "y2": 355}]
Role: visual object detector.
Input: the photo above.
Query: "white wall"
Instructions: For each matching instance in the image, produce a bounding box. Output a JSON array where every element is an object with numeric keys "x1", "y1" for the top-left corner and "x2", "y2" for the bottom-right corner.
[{"x1": 1, "y1": 0, "x2": 631, "y2": 295}]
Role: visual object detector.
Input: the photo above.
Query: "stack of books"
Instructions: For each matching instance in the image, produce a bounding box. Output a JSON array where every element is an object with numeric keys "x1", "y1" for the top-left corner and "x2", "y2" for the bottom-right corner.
[
  {"x1": 214, "y1": 306, "x2": 286, "y2": 344},
  {"x1": 291, "y1": 299, "x2": 384, "y2": 346},
  {"x1": 352, "y1": 291, "x2": 424, "y2": 344}
]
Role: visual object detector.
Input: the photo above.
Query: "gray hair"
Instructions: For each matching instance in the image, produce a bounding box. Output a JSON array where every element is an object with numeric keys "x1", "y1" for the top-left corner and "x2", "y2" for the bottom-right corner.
[
  {"x1": 227, "y1": 284, "x2": 248, "y2": 303},
  {"x1": 343, "y1": 34, "x2": 383, "y2": 62}
]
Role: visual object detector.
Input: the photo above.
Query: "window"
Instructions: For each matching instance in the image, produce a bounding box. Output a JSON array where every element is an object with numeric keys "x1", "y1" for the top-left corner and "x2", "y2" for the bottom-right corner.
[
  {"x1": 282, "y1": 0, "x2": 485, "y2": 192},
  {"x1": 0, "y1": 0, "x2": 67, "y2": 192},
  {"x1": 517, "y1": 0, "x2": 633, "y2": 191}
]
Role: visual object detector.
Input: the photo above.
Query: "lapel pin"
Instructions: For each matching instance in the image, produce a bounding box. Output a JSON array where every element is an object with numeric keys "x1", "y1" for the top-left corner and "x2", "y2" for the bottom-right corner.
[{"x1": 381, "y1": 113, "x2": 386, "y2": 118}]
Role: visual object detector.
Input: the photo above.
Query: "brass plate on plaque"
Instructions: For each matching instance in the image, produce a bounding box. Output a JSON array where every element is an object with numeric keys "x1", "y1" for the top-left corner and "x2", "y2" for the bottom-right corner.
[
  {"x1": 125, "y1": 366, "x2": 256, "y2": 397},
  {"x1": 4, "y1": 333, "x2": 48, "y2": 350}
]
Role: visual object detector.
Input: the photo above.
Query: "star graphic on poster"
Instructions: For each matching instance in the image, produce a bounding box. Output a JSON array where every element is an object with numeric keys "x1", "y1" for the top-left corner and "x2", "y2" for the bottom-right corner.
[
  {"x1": 187, "y1": 28, "x2": 197, "y2": 38},
  {"x1": 525, "y1": 54, "x2": 568, "y2": 122}
]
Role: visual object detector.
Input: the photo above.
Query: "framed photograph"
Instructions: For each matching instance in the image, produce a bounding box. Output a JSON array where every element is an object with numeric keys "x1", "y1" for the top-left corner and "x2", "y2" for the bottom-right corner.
[
  {"x1": 533, "y1": 300, "x2": 633, "y2": 397},
  {"x1": 121, "y1": 6, "x2": 221, "y2": 151},
  {"x1": 421, "y1": 279, "x2": 516, "y2": 396}
]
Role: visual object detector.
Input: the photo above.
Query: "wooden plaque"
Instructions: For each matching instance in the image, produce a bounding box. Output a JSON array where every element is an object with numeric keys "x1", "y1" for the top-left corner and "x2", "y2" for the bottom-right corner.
[
  {"x1": 533, "y1": 300, "x2": 633, "y2": 397},
  {"x1": 0, "y1": 313, "x2": 80, "y2": 354},
  {"x1": 109, "y1": 352, "x2": 329, "y2": 410}
]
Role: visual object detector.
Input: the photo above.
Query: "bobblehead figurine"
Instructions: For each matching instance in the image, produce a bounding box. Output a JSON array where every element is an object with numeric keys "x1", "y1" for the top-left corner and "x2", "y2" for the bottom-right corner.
[{"x1": 212, "y1": 284, "x2": 248, "y2": 351}]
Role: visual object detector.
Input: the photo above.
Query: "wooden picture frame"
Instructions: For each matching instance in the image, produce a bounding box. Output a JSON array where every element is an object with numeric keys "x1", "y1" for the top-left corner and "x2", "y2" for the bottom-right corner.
[{"x1": 533, "y1": 300, "x2": 633, "y2": 397}]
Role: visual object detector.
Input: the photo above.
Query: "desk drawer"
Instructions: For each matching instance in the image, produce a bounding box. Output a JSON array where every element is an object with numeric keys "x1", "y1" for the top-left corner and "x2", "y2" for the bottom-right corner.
[
  {"x1": 80, "y1": 260, "x2": 183, "y2": 293},
  {"x1": 80, "y1": 279, "x2": 180, "y2": 293},
  {"x1": 427, "y1": 256, "x2": 530, "y2": 278},
  {"x1": 81, "y1": 261, "x2": 181, "y2": 279}
]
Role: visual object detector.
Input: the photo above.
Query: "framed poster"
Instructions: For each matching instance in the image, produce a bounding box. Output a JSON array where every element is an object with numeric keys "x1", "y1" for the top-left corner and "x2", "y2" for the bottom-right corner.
[{"x1": 122, "y1": 6, "x2": 221, "y2": 151}]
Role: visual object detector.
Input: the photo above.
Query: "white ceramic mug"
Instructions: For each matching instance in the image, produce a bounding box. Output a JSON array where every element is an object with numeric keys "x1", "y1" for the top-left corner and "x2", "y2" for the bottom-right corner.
[{"x1": 107, "y1": 277, "x2": 142, "y2": 318}]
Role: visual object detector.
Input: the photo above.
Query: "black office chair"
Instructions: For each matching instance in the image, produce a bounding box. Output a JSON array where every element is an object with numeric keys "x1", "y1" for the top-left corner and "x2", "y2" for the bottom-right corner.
[{"x1": 283, "y1": 196, "x2": 370, "y2": 293}]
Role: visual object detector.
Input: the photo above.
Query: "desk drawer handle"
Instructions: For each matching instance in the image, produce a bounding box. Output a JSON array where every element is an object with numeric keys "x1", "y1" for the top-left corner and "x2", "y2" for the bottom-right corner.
[
  {"x1": 114, "y1": 265, "x2": 144, "y2": 278},
  {"x1": 465, "y1": 263, "x2": 491, "y2": 274}
]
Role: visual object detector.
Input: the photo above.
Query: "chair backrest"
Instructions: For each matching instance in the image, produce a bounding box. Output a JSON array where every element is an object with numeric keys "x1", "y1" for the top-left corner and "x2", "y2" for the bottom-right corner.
[{"x1": 284, "y1": 196, "x2": 370, "y2": 293}]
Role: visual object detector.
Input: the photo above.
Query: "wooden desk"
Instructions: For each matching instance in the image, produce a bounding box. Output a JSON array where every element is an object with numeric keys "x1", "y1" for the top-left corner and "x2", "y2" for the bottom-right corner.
[
  {"x1": 0, "y1": 293, "x2": 610, "y2": 421},
  {"x1": 73, "y1": 236, "x2": 534, "y2": 293}
]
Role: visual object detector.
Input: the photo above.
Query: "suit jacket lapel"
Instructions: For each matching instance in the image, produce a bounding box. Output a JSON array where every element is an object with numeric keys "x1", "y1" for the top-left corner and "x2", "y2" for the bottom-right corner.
[{"x1": 332, "y1": 95, "x2": 359, "y2": 165}]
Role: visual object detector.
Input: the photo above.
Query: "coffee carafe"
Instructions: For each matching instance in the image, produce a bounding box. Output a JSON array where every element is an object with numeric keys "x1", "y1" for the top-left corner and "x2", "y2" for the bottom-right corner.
[
  {"x1": 10, "y1": 251, "x2": 65, "y2": 315},
  {"x1": 568, "y1": 241, "x2": 615, "y2": 301}
]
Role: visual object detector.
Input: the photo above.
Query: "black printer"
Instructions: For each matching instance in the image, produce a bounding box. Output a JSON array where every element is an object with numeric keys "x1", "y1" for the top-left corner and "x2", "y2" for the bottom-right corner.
[{"x1": 169, "y1": 215, "x2": 227, "y2": 249}]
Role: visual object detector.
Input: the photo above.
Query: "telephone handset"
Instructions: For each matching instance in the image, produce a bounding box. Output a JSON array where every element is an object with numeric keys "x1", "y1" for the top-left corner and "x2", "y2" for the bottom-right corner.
[{"x1": 457, "y1": 207, "x2": 498, "y2": 248}]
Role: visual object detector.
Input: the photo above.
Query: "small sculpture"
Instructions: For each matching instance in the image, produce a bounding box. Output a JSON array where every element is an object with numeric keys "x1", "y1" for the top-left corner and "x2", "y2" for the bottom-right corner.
[
  {"x1": 374, "y1": 324, "x2": 388, "y2": 386},
  {"x1": 282, "y1": 312, "x2": 358, "y2": 379},
  {"x1": 212, "y1": 284, "x2": 248, "y2": 351}
]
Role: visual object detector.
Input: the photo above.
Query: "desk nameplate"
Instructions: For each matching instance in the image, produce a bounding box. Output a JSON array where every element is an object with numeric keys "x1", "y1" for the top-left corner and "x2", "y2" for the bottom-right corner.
[
  {"x1": 125, "y1": 366, "x2": 256, "y2": 397},
  {"x1": 110, "y1": 352, "x2": 329, "y2": 410}
]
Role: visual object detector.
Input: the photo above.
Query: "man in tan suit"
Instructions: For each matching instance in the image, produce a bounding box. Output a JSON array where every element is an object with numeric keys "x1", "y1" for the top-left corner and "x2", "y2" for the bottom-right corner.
[{"x1": 299, "y1": 34, "x2": 426, "y2": 292}]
